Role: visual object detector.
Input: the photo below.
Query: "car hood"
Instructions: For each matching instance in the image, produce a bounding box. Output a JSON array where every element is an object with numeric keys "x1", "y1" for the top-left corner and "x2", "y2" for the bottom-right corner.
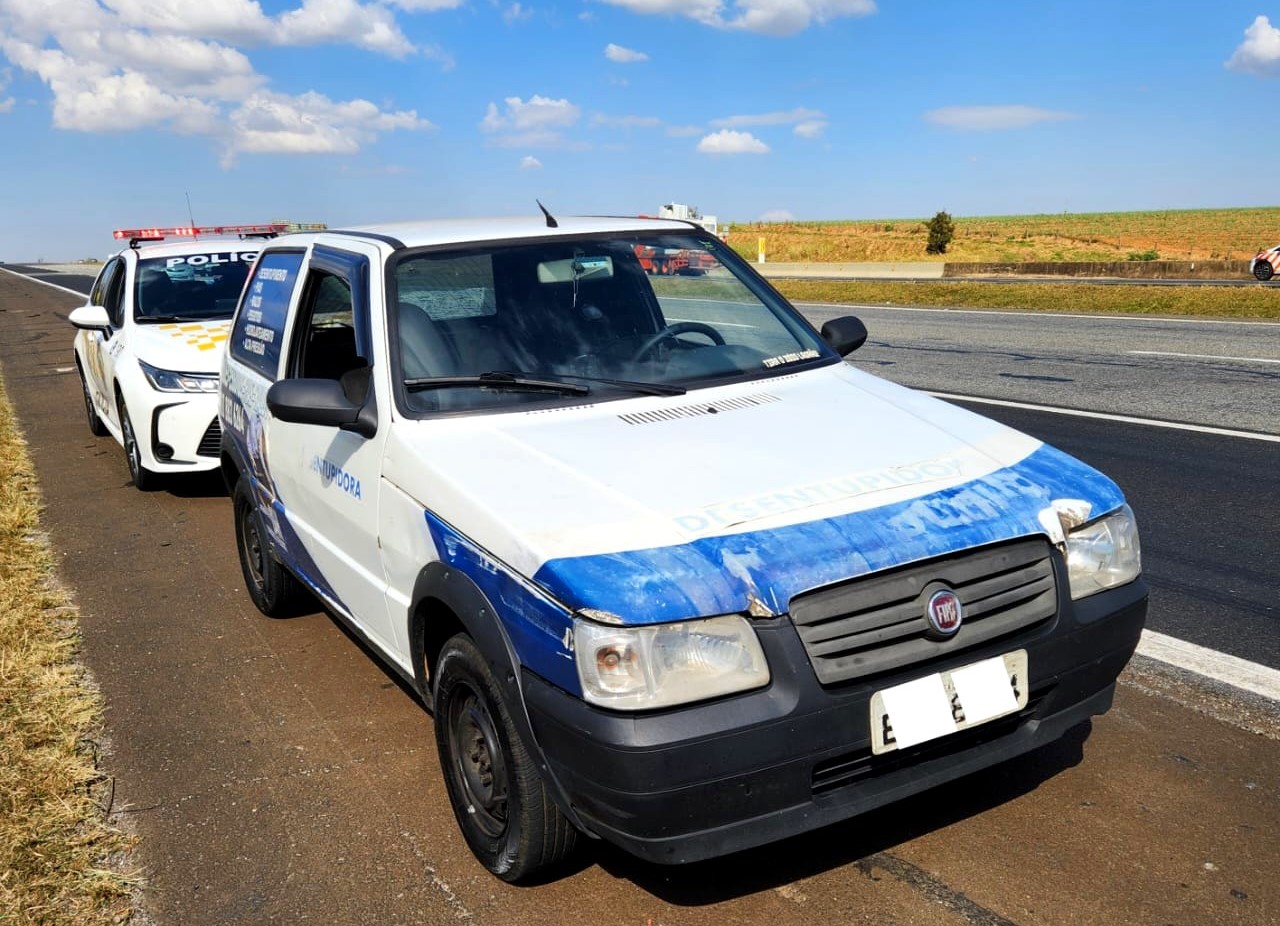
[
  {"x1": 131, "y1": 320, "x2": 231, "y2": 374},
  {"x1": 386, "y1": 363, "x2": 1126, "y2": 624}
]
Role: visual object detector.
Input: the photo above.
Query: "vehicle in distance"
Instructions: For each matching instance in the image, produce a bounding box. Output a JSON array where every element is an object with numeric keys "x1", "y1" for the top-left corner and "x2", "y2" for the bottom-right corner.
[
  {"x1": 68, "y1": 224, "x2": 287, "y2": 489},
  {"x1": 1251, "y1": 244, "x2": 1280, "y2": 281},
  {"x1": 219, "y1": 214, "x2": 1147, "y2": 881}
]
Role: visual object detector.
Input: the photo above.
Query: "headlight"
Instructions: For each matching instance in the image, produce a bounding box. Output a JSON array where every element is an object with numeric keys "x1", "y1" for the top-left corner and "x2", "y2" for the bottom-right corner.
[
  {"x1": 574, "y1": 613, "x2": 770, "y2": 710},
  {"x1": 1065, "y1": 504, "x2": 1141, "y2": 599},
  {"x1": 139, "y1": 360, "x2": 218, "y2": 393}
]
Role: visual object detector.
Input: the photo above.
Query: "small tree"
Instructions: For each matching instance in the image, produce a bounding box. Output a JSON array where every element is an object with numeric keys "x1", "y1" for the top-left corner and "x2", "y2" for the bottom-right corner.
[{"x1": 926, "y1": 210, "x2": 955, "y2": 255}]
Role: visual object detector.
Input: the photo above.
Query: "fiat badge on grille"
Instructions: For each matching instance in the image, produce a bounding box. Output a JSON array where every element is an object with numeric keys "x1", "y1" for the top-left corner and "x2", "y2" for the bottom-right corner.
[{"x1": 926, "y1": 589, "x2": 963, "y2": 636}]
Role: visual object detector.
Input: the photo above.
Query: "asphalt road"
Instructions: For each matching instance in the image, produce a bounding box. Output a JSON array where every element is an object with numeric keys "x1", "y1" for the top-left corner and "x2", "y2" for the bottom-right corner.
[{"x1": 1, "y1": 268, "x2": 1278, "y2": 925}]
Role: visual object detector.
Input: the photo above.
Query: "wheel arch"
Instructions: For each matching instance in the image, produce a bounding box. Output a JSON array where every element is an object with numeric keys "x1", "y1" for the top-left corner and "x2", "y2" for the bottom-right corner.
[{"x1": 409, "y1": 561, "x2": 591, "y2": 835}]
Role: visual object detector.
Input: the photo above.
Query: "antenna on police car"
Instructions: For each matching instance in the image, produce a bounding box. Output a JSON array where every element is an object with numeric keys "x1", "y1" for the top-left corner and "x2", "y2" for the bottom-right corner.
[
  {"x1": 185, "y1": 192, "x2": 197, "y2": 235},
  {"x1": 536, "y1": 200, "x2": 558, "y2": 229}
]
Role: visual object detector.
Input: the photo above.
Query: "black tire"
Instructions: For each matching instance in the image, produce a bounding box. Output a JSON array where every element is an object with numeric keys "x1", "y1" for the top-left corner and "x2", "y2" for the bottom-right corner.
[
  {"x1": 116, "y1": 395, "x2": 158, "y2": 490},
  {"x1": 233, "y1": 478, "x2": 304, "y2": 617},
  {"x1": 1254, "y1": 261, "x2": 1273, "y2": 282},
  {"x1": 77, "y1": 360, "x2": 108, "y2": 437},
  {"x1": 434, "y1": 634, "x2": 578, "y2": 881}
]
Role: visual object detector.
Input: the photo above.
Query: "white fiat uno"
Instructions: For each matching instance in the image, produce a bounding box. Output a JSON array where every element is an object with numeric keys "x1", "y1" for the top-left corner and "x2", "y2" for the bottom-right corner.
[
  {"x1": 220, "y1": 214, "x2": 1146, "y2": 881},
  {"x1": 69, "y1": 225, "x2": 286, "y2": 489}
]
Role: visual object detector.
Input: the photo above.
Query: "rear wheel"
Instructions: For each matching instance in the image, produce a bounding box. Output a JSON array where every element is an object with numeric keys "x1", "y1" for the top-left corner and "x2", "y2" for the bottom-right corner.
[
  {"x1": 117, "y1": 396, "x2": 157, "y2": 490},
  {"x1": 1254, "y1": 261, "x2": 1274, "y2": 282},
  {"x1": 434, "y1": 634, "x2": 578, "y2": 881},
  {"x1": 233, "y1": 478, "x2": 304, "y2": 616},
  {"x1": 78, "y1": 361, "x2": 108, "y2": 436}
]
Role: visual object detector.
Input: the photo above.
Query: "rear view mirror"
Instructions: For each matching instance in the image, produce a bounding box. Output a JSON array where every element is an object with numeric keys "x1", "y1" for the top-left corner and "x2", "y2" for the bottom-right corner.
[
  {"x1": 69, "y1": 305, "x2": 111, "y2": 331},
  {"x1": 820, "y1": 315, "x2": 868, "y2": 357},
  {"x1": 267, "y1": 372, "x2": 376, "y2": 439},
  {"x1": 537, "y1": 256, "x2": 613, "y2": 283}
]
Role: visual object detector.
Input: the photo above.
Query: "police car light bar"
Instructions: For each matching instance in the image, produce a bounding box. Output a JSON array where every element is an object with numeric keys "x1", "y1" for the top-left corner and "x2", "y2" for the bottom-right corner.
[{"x1": 113, "y1": 224, "x2": 290, "y2": 241}]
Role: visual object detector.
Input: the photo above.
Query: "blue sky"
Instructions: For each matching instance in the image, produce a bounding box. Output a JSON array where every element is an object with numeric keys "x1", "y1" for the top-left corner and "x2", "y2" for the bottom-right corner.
[{"x1": 1, "y1": 1, "x2": 1279, "y2": 260}]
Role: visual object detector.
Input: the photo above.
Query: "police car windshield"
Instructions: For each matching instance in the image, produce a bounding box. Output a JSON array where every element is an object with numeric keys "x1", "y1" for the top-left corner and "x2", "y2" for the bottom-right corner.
[
  {"x1": 134, "y1": 250, "x2": 256, "y2": 322},
  {"x1": 393, "y1": 232, "x2": 833, "y2": 413}
]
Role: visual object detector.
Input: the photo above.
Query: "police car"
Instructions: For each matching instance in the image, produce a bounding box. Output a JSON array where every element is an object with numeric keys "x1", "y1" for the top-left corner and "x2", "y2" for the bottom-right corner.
[
  {"x1": 1250, "y1": 244, "x2": 1280, "y2": 281},
  {"x1": 219, "y1": 214, "x2": 1147, "y2": 881},
  {"x1": 69, "y1": 225, "x2": 282, "y2": 489}
]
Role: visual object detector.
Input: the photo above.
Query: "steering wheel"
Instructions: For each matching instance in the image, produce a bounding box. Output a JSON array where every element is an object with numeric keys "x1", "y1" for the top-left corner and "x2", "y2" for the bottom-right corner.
[{"x1": 630, "y1": 321, "x2": 726, "y2": 362}]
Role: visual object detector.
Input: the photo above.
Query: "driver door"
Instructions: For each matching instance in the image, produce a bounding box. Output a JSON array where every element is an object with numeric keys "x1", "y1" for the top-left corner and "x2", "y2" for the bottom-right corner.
[{"x1": 81, "y1": 257, "x2": 127, "y2": 427}]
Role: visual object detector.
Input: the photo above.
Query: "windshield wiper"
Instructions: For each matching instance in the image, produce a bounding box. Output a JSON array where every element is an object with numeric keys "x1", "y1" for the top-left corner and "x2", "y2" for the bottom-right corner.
[
  {"x1": 555, "y1": 375, "x2": 686, "y2": 396},
  {"x1": 404, "y1": 371, "x2": 591, "y2": 396},
  {"x1": 137, "y1": 314, "x2": 210, "y2": 323}
]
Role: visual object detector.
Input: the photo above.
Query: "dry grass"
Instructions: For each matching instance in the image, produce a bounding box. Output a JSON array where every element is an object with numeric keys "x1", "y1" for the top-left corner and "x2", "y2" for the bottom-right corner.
[
  {"x1": 773, "y1": 280, "x2": 1280, "y2": 320},
  {"x1": 0, "y1": 376, "x2": 135, "y2": 925},
  {"x1": 728, "y1": 207, "x2": 1280, "y2": 264}
]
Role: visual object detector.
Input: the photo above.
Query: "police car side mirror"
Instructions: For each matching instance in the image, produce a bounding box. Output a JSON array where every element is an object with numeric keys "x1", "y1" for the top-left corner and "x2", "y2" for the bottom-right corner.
[
  {"x1": 69, "y1": 304, "x2": 112, "y2": 331},
  {"x1": 267, "y1": 378, "x2": 377, "y2": 439},
  {"x1": 820, "y1": 315, "x2": 868, "y2": 357}
]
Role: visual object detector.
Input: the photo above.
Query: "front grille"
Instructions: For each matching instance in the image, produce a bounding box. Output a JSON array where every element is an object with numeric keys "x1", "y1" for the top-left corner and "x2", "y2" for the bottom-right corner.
[
  {"x1": 790, "y1": 537, "x2": 1057, "y2": 685},
  {"x1": 616, "y1": 392, "x2": 778, "y2": 425},
  {"x1": 196, "y1": 417, "x2": 221, "y2": 457}
]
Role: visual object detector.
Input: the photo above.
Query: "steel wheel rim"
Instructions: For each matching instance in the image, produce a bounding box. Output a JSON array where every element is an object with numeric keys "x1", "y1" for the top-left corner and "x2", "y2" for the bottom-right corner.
[
  {"x1": 447, "y1": 686, "x2": 509, "y2": 838},
  {"x1": 239, "y1": 501, "x2": 266, "y2": 590}
]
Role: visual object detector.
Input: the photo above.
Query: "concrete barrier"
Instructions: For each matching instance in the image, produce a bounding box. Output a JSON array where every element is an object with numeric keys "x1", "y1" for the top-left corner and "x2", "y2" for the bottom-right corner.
[{"x1": 942, "y1": 260, "x2": 1252, "y2": 280}]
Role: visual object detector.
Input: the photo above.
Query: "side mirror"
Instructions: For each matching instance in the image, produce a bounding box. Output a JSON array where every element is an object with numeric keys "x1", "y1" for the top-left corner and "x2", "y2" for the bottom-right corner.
[
  {"x1": 267, "y1": 374, "x2": 377, "y2": 439},
  {"x1": 820, "y1": 315, "x2": 868, "y2": 357},
  {"x1": 69, "y1": 304, "x2": 112, "y2": 331}
]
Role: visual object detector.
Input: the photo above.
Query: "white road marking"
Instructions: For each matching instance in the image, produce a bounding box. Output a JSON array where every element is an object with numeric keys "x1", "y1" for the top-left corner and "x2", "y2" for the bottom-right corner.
[
  {"x1": 793, "y1": 300, "x2": 1280, "y2": 328},
  {"x1": 1137, "y1": 631, "x2": 1280, "y2": 703},
  {"x1": 0, "y1": 266, "x2": 88, "y2": 298},
  {"x1": 1128, "y1": 350, "x2": 1280, "y2": 365},
  {"x1": 930, "y1": 391, "x2": 1280, "y2": 443}
]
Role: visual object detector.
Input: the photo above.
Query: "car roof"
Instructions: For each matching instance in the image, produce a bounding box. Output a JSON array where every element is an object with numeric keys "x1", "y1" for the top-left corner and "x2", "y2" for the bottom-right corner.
[{"x1": 287, "y1": 215, "x2": 698, "y2": 251}]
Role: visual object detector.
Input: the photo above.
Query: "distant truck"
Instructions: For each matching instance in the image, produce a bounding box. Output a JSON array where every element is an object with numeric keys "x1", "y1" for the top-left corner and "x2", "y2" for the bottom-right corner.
[{"x1": 636, "y1": 203, "x2": 723, "y2": 275}]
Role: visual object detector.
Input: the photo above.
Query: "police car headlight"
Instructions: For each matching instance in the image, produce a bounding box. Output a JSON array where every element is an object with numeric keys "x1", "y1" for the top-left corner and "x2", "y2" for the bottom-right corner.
[
  {"x1": 1065, "y1": 504, "x2": 1141, "y2": 599},
  {"x1": 574, "y1": 613, "x2": 769, "y2": 710},
  {"x1": 139, "y1": 360, "x2": 219, "y2": 393}
]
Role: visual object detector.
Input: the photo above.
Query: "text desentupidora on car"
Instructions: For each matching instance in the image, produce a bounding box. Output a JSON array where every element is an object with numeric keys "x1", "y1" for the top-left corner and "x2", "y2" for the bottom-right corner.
[{"x1": 218, "y1": 213, "x2": 1147, "y2": 881}]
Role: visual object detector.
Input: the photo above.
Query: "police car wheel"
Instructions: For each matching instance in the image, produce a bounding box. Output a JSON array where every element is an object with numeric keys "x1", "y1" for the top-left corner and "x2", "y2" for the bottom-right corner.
[
  {"x1": 233, "y1": 479, "x2": 303, "y2": 617},
  {"x1": 434, "y1": 634, "x2": 578, "y2": 882},
  {"x1": 1254, "y1": 261, "x2": 1273, "y2": 281},
  {"x1": 78, "y1": 361, "x2": 108, "y2": 437},
  {"x1": 117, "y1": 397, "x2": 158, "y2": 491}
]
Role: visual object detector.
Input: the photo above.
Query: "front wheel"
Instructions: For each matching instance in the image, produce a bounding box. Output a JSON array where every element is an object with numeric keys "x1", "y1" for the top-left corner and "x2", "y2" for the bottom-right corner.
[
  {"x1": 117, "y1": 396, "x2": 158, "y2": 490},
  {"x1": 1254, "y1": 261, "x2": 1274, "y2": 282},
  {"x1": 233, "y1": 478, "x2": 305, "y2": 617},
  {"x1": 434, "y1": 634, "x2": 578, "y2": 881}
]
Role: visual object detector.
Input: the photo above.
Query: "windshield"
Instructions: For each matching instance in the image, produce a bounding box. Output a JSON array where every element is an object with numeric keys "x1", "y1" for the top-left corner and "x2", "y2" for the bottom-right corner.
[
  {"x1": 134, "y1": 248, "x2": 258, "y2": 322},
  {"x1": 392, "y1": 233, "x2": 833, "y2": 413}
]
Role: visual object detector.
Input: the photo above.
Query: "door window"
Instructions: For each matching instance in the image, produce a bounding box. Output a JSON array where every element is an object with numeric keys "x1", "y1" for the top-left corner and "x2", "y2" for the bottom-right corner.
[{"x1": 291, "y1": 271, "x2": 365, "y2": 382}]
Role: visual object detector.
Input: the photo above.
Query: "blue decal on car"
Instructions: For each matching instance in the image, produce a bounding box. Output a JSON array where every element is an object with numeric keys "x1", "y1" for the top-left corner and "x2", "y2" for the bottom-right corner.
[
  {"x1": 531, "y1": 444, "x2": 1126, "y2": 625},
  {"x1": 424, "y1": 511, "x2": 580, "y2": 696}
]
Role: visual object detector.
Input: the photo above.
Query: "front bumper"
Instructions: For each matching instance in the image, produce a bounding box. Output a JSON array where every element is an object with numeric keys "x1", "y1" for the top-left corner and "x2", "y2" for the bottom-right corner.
[
  {"x1": 136, "y1": 390, "x2": 221, "y2": 472},
  {"x1": 524, "y1": 574, "x2": 1147, "y2": 865}
]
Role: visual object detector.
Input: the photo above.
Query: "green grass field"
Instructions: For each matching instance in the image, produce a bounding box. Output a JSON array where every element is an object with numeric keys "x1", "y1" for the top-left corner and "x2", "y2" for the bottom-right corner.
[
  {"x1": 726, "y1": 207, "x2": 1280, "y2": 264},
  {"x1": 772, "y1": 279, "x2": 1280, "y2": 320}
]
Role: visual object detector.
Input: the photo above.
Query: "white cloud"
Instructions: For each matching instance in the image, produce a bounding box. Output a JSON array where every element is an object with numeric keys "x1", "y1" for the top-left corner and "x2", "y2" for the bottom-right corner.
[
  {"x1": 520, "y1": 155, "x2": 542, "y2": 169},
  {"x1": 0, "y1": 66, "x2": 11, "y2": 112},
  {"x1": 1227, "y1": 15, "x2": 1280, "y2": 76},
  {"x1": 923, "y1": 104, "x2": 1077, "y2": 131},
  {"x1": 224, "y1": 90, "x2": 428, "y2": 164},
  {"x1": 711, "y1": 106, "x2": 823, "y2": 128},
  {"x1": 481, "y1": 94, "x2": 581, "y2": 147},
  {"x1": 0, "y1": 0, "x2": 431, "y2": 161},
  {"x1": 697, "y1": 129, "x2": 769, "y2": 154},
  {"x1": 605, "y1": 43, "x2": 649, "y2": 63},
  {"x1": 793, "y1": 119, "x2": 827, "y2": 138},
  {"x1": 592, "y1": 113, "x2": 661, "y2": 128},
  {"x1": 598, "y1": 0, "x2": 875, "y2": 36},
  {"x1": 502, "y1": 2, "x2": 534, "y2": 23},
  {"x1": 759, "y1": 208, "x2": 794, "y2": 222}
]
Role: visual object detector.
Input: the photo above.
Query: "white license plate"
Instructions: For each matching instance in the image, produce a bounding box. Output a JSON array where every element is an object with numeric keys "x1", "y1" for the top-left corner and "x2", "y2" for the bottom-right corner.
[{"x1": 870, "y1": 650, "x2": 1029, "y2": 755}]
